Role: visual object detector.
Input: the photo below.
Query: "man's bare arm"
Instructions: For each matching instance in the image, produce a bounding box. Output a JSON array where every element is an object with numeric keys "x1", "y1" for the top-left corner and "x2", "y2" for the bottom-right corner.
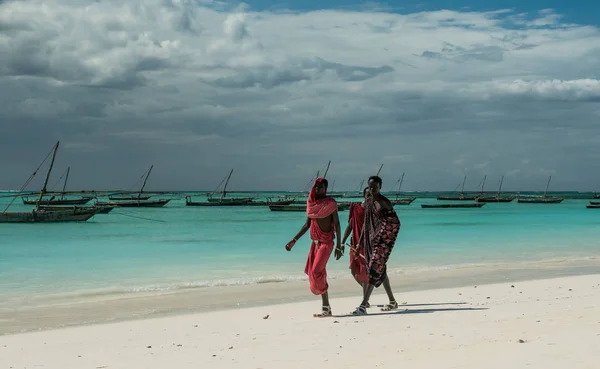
[
  {"x1": 341, "y1": 211, "x2": 352, "y2": 245},
  {"x1": 332, "y1": 210, "x2": 343, "y2": 260},
  {"x1": 293, "y1": 217, "x2": 311, "y2": 241},
  {"x1": 341, "y1": 222, "x2": 352, "y2": 245},
  {"x1": 286, "y1": 218, "x2": 311, "y2": 251}
]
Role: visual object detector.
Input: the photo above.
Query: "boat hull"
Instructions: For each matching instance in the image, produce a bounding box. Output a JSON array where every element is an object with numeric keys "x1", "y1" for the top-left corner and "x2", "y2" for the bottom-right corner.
[
  {"x1": 96, "y1": 199, "x2": 170, "y2": 208},
  {"x1": 390, "y1": 197, "x2": 416, "y2": 205},
  {"x1": 517, "y1": 197, "x2": 563, "y2": 204},
  {"x1": 476, "y1": 197, "x2": 515, "y2": 203},
  {"x1": 206, "y1": 197, "x2": 254, "y2": 203},
  {"x1": 38, "y1": 205, "x2": 115, "y2": 214},
  {"x1": 22, "y1": 197, "x2": 93, "y2": 205},
  {"x1": 436, "y1": 196, "x2": 477, "y2": 201},
  {"x1": 108, "y1": 195, "x2": 152, "y2": 201},
  {"x1": 0, "y1": 209, "x2": 97, "y2": 223}
]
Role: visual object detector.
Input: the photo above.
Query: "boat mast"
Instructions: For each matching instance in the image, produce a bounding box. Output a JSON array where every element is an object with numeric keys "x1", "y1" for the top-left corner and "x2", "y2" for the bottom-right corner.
[
  {"x1": 331, "y1": 180, "x2": 335, "y2": 192},
  {"x1": 138, "y1": 165, "x2": 154, "y2": 201},
  {"x1": 358, "y1": 179, "x2": 364, "y2": 192},
  {"x1": 221, "y1": 169, "x2": 234, "y2": 199},
  {"x1": 36, "y1": 141, "x2": 60, "y2": 211},
  {"x1": 460, "y1": 175, "x2": 467, "y2": 195},
  {"x1": 480, "y1": 175, "x2": 487, "y2": 195},
  {"x1": 60, "y1": 166, "x2": 70, "y2": 200},
  {"x1": 376, "y1": 164, "x2": 383, "y2": 176},
  {"x1": 497, "y1": 175, "x2": 504, "y2": 197},
  {"x1": 323, "y1": 161, "x2": 331, "y2": 178},
  {"x1": 398, "y1": 172, "x2": 405, "y2": 192},
  {"x1": 543, "y1": 175, "x2": 552, "y2": 199}
]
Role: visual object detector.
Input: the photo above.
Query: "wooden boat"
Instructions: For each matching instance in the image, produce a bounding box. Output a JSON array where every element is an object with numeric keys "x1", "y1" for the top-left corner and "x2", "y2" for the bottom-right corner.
[
  {"x1": 437, "y1": 175, "x2": 477, "y2": 201},
  {"x1": 96, "y1": 165, "x2": 170, "y2": 208},
  {"x1": 586, "y1": 205, "x2": 600, "y2": 209},
  {"x1": 186, "y1": 196, "x2": 251, "y2": 206},
  {"x1": 109, "y1": 194, "x2": 152, "y2": 201},
  {"x1": 0, "y1": 142, "x2": 99, "y2": 223},
  {"x1": 0, "y1": 208, "x2": 99, "y2": 222},
  {"x1": 21, "y1": 167, "x2": 93, "y2": 205},
  {"x1": 22, "y1": 196, "x2": 93, "y2": 205},
  {"x1": 589, "y1": 201, "x2": 600, "y2": 205},
  {"x1": 421, "y1": 203, "x2": 485, "y2": 208},
  {"x1": 517, "y1": 176, "x2": 564, "y2": 204},
  {"x1": 38, "y1": 205, "x2": 115, "y2": 214},
  {"x1": 476, "y1": 196, "x2": 513, "y2": 203},
  {"x1": 245, "y1": 198, "x2": 296, "y2": 206},
  {"x1": 189, "y1": 169, "x2": 255, "y2": 206},
  {"x1": 389, "y1": 173, "x2": 416, "y2": 205},
  {"x1": 517, "y1": 197, "x2": 563, "y2": 204},
  {"x1": 96, "y1": 199, "x2": 170, "y2": 208},
  {"x1": 390, "y1": 197, "x2": 416, "y2": 205},
  {"x1": 476, "y1": 176, "x2": 515, "y2": 202}
]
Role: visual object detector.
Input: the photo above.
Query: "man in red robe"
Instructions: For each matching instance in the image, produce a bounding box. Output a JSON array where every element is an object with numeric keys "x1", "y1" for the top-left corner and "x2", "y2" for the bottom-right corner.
[{"x1": 285, "y1": 177, "x2": 342, "y2": 317}]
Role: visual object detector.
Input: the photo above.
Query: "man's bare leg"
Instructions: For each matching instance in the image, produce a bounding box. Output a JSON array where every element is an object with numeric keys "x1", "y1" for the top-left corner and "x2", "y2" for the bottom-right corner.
[
  {"x1": 313, "y1": 292, "x2": 332, "y2": 317},
  {"x1": 352, "y1": 276, "x2": 370, "y2": 308},
  {"x1": 352, "y1": 284, "x2": 374, "y2": 314},
  {"x1": 381, "y1": 274, "x2": 399, "y2": 311}
]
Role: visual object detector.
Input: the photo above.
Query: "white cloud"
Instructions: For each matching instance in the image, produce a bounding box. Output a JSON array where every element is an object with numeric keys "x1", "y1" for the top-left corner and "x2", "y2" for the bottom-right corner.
[{"x1": 1, "y1": 1, "x2": 600, "y2": 191}]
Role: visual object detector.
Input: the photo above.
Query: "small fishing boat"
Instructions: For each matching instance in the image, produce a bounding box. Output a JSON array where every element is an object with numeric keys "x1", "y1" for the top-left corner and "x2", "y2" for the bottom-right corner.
[
  {"x1": 185, "y1": 196, "x2": 252, "y2": 206},
  {"x1": 22, "y1": 196, "x2": 93, "y2": 205},
  {"x1": 21, "y1": 167, "x2": 93, "y2": 205},
  {"x1": 0, "y1": 142, "x2": 99, "y2": 223},
  {"x1": 38, "y1": 205, "x2": 115, "y2": 214},
  {"x1": 517, "y1": 176, "x2": 563, "y2": 204},
  {"x1": 187, "y1": 169, "x2": 254, "y2": 206},
  {"x1": 389, "y1": 173, "x2": 416, "y2": 205},
  {"x1": 476, "y1": 176, "x2": 515, "y2": 202},
  {"x1": 245, "y1": 197, "x2": 296, "y2": 206},
  {"x1": 108, "y1": 194, "x2": 152, "y2": 201},
  {"x1": 96, "y1": 165, "x2": 170, "y2": 208},
  {"x1": 421, "y1": 203, "x2": 485, "y2": 209},
  {"x1": 586, "y1": 204, "x2": 600, "y2": 209},
  {"x1": 96, "y1": 199, "x2": 170, "y2": 208},
  {"x1": 437, "y1": 175, "x2": 477, "y2": 201}
]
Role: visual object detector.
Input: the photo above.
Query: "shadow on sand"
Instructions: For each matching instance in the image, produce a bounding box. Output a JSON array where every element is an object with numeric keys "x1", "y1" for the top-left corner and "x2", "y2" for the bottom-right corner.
[{"x1": 332, "y1": 302, "x2": 487, "y2": 318}]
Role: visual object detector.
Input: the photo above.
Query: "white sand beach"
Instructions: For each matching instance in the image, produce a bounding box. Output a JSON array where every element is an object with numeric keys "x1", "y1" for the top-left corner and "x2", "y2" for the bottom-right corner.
[{"x1": 1, "y1": 274, "x2": 599, "y2": 369}]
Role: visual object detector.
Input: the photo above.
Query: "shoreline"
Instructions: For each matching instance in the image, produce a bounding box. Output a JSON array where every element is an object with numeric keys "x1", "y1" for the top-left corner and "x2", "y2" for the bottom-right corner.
[
  {"x1": 1, "y1": 256, "x2": 599, "y2": 335},
  {"x1": 1, "y1": 274, "x2": 599, "y2": 368}
]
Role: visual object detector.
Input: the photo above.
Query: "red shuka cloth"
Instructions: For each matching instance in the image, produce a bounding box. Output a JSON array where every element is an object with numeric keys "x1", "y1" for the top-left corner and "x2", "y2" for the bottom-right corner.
[
  {"x1": 348, "y1": 203, "x2": 369, "y2": 284},
  {"x1": 303, "y1": 177, "x2": 337, "y2": 295}
]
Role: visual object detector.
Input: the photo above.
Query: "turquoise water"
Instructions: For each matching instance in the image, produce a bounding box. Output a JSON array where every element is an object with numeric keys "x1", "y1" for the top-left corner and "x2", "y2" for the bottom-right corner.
[{"x1": 1, "y1": 192, "x2": 599, "y2": 310}]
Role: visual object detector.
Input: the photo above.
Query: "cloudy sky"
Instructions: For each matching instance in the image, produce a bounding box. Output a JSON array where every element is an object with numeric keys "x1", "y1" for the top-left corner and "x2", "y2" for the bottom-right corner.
[{"x1": 1, "y1": 0, "x2": 600, "y2": 192}]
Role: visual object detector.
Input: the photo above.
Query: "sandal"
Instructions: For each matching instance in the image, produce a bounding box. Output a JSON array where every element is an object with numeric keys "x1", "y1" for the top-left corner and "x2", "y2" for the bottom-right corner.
[
  {"x1": 381, "y1": 300, "x2": 398, "y2": 311},
  {"x1": 351, "y1": 305, "x2": 367, "y2": 316},
  {"x1": 313, "y1": 305, "x2": 332, "y2": 318}
]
